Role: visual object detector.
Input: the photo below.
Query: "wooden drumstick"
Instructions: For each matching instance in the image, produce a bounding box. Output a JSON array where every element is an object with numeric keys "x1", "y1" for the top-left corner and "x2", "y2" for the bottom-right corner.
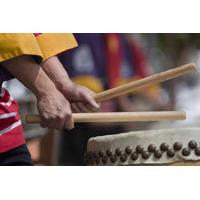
[
  {"x1": 25, "y1": 111, "x2": 186, "y2": 123},
  {"x1": 94, "y1": 63, "x2": 196, "y2": 102}
]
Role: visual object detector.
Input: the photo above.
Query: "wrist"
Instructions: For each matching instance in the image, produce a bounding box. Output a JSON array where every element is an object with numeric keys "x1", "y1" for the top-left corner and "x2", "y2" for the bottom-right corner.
[
  {"x1": 37, "y1": 86, "x2": 59, "y2": 101},
  {"x1": 35, "y1": 82, "x2": 58, "y2": 100},
  {"x1": 32, "y1": 70, "x2": 60, "y2": 100},
  {"x1": 41, "y1": 56, "x2": 73, "y2": 90},
  {"x1": 54, "y1": 77, "x2": 74, "y2": 93}
]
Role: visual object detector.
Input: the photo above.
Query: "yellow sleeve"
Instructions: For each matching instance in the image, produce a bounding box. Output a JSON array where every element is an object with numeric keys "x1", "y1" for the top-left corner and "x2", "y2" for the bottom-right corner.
[
  {"x1": 0, "y1": 33, "x2": 43, "y2": 63},
  {"x1": 35, "y1": 33, "x2": 78, "y2": 61}
]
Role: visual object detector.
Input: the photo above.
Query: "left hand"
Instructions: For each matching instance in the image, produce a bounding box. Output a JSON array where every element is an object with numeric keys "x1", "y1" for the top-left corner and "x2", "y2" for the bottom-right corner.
[{"x1": 56, "y1": 81, "x2": 100, "y2": 113}]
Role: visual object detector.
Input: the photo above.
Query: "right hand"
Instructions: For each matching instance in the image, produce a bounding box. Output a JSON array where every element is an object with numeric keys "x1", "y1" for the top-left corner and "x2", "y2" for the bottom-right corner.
[{"x1": 37, "y1": 89, "x2": 74, "y2": 130}]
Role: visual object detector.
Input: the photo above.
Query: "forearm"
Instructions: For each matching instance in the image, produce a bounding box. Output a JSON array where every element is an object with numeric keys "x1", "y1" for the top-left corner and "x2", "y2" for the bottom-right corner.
[
  {"x1": 41, "y1": 56, "x2": 72, "y2": 89},
  {"x1": 2, "y1": 55, "x2": 57, "y2": 99}
]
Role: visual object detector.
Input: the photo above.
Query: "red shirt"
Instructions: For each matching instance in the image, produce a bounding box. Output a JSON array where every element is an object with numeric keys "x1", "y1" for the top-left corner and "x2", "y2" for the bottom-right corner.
[{"x1": 0, "y1": 87, "x2": 25, "y2": 153}]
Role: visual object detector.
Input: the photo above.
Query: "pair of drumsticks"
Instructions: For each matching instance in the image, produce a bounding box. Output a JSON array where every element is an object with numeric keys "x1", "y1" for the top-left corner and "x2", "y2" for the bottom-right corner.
[{"x1": 26, "y1": 63, "x2": 196, "y2": 124}]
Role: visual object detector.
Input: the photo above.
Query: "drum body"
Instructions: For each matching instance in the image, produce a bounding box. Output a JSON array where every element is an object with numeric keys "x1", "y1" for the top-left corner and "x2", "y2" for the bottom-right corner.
[{"x1": 85, "y1": 127, "x2": 200, "y2": 166}]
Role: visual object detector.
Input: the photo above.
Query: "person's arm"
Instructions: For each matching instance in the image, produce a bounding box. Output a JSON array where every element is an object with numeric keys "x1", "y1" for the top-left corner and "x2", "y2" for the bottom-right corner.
[
  {"x1": 2, "y1": 55, "x2": 74, "y2": 130},
  {"x1": 41, "y1": 56, "x2": 100, "y2": 112}
]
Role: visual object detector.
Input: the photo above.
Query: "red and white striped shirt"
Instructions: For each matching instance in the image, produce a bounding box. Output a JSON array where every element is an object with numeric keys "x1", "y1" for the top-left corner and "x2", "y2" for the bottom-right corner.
[{"x1": 0, "y1": 87, "x2": 25, "y2": 153}]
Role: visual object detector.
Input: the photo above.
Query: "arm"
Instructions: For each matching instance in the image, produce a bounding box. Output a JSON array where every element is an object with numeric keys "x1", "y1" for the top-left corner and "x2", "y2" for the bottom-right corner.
[
  {"x1": 41, "y1": 56, "x2": 100, "y2": 112},
  {"x1": 2, "y1": 55, "x2": 74, "y2": 130}
]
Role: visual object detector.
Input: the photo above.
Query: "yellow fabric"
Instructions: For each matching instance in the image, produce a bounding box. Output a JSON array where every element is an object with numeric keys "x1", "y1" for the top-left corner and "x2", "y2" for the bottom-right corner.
[
  {"x1": 0, "y1": 33, "x2": 43, "y2": 63},
  {"x1": 35, "y1": 33, "x2": 78, "y2": 61},
  {"x1": 72, "y1": 75, "x2": 104, "y2": 93},
  {"x1": 0, "y1": 33, "x2": 77, "y2": 63}
]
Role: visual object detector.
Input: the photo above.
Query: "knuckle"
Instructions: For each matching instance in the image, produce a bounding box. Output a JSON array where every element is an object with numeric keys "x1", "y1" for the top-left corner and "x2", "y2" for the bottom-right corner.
[
  {"x1": 57, "y1": 113, "x2": 65, "y2": 120},
  {"x1": 65, "y1": 111, "x2": 72, "y2": 118}
]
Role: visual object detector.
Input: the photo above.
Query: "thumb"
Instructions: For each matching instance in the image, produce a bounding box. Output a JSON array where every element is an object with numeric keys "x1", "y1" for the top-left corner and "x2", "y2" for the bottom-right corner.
[{"x1": 82, "y1": 93, "x2": 100, "y2": 109}]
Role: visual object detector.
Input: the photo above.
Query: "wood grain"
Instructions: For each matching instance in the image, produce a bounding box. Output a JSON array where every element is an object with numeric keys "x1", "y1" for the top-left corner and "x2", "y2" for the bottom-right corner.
[
  {"x1": 25, "y1": 111, "x2": 186, "y2": 123},
  {"x1": 95, "y1": 63, "x2": 196, "y2": 102}
]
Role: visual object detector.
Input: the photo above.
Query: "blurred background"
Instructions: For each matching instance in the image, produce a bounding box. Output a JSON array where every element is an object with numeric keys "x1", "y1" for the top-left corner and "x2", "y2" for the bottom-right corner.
[{"x1": 3, "y1": 33, "x2": 200, "y2": 165}]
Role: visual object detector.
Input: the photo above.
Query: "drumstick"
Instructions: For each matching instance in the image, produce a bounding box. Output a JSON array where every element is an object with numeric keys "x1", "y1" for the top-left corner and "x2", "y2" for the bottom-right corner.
[
  {"x1": 94, "y1": 63, "x2": 196, "y2": 102},
  {"x1": 25, "y1": 111, "x2": 186, "y2": 123}
]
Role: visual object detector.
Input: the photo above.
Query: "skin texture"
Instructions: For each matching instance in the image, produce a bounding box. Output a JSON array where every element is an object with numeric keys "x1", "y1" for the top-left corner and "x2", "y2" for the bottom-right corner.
[{"x1": 2, "y1": 55, "x2": 99, "y2": 130}]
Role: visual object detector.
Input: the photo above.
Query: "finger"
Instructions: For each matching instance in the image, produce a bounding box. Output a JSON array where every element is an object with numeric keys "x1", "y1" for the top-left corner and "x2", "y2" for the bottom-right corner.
[
  {"x1": 64, "y1": 113, "x2": 74, "y2": 130},
  {"x1": 54, "y1": 116, "x2": 65, "y2": 130},
  {"x1": 71, "y1": 103, "x2": 81, "y2": 113},
  {"x1": 45, "y1": 118, "x2": 60, "y2": 130},
  {"x1": 85, "y1": 103, "x2": 100, "y2": 112},
  {"x1": 81, "y1": 93, "x2": 100, "y2": 110},
  {"x1": 76, "y1": 102, "x2": 91, "y2": 113},
  {"x1": 86, "y1": 89, "x2": 96, "y2": 96}
]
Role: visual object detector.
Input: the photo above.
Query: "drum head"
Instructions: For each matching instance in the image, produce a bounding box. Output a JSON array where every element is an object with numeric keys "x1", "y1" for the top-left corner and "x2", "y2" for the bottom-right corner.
[{"x1": 85, "y1": 127, "x2": 200, "y2": 166}]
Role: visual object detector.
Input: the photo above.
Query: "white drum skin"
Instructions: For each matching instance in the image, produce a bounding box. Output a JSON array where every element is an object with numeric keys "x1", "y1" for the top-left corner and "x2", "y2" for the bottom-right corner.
[{"x1": 86, "y1": 127, "x2": 200, "y2": 166}]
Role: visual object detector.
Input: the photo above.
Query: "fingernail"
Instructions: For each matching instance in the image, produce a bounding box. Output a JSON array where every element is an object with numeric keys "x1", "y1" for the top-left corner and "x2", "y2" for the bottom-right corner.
[{"x1": 94, "y1": 102, "x2": 100, "y2": 108}]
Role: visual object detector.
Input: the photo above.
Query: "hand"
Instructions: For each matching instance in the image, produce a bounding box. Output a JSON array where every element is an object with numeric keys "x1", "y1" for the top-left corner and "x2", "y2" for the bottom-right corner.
[
  {"x1": 41, "y1": 56, "x2": 100, "y2": 113},
  {"x1": 37, "y1": 88, "x2": 74, "y2": 130},
  {"x1": 56, "y1": 81, "x2": 100, "y2": 113}
]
